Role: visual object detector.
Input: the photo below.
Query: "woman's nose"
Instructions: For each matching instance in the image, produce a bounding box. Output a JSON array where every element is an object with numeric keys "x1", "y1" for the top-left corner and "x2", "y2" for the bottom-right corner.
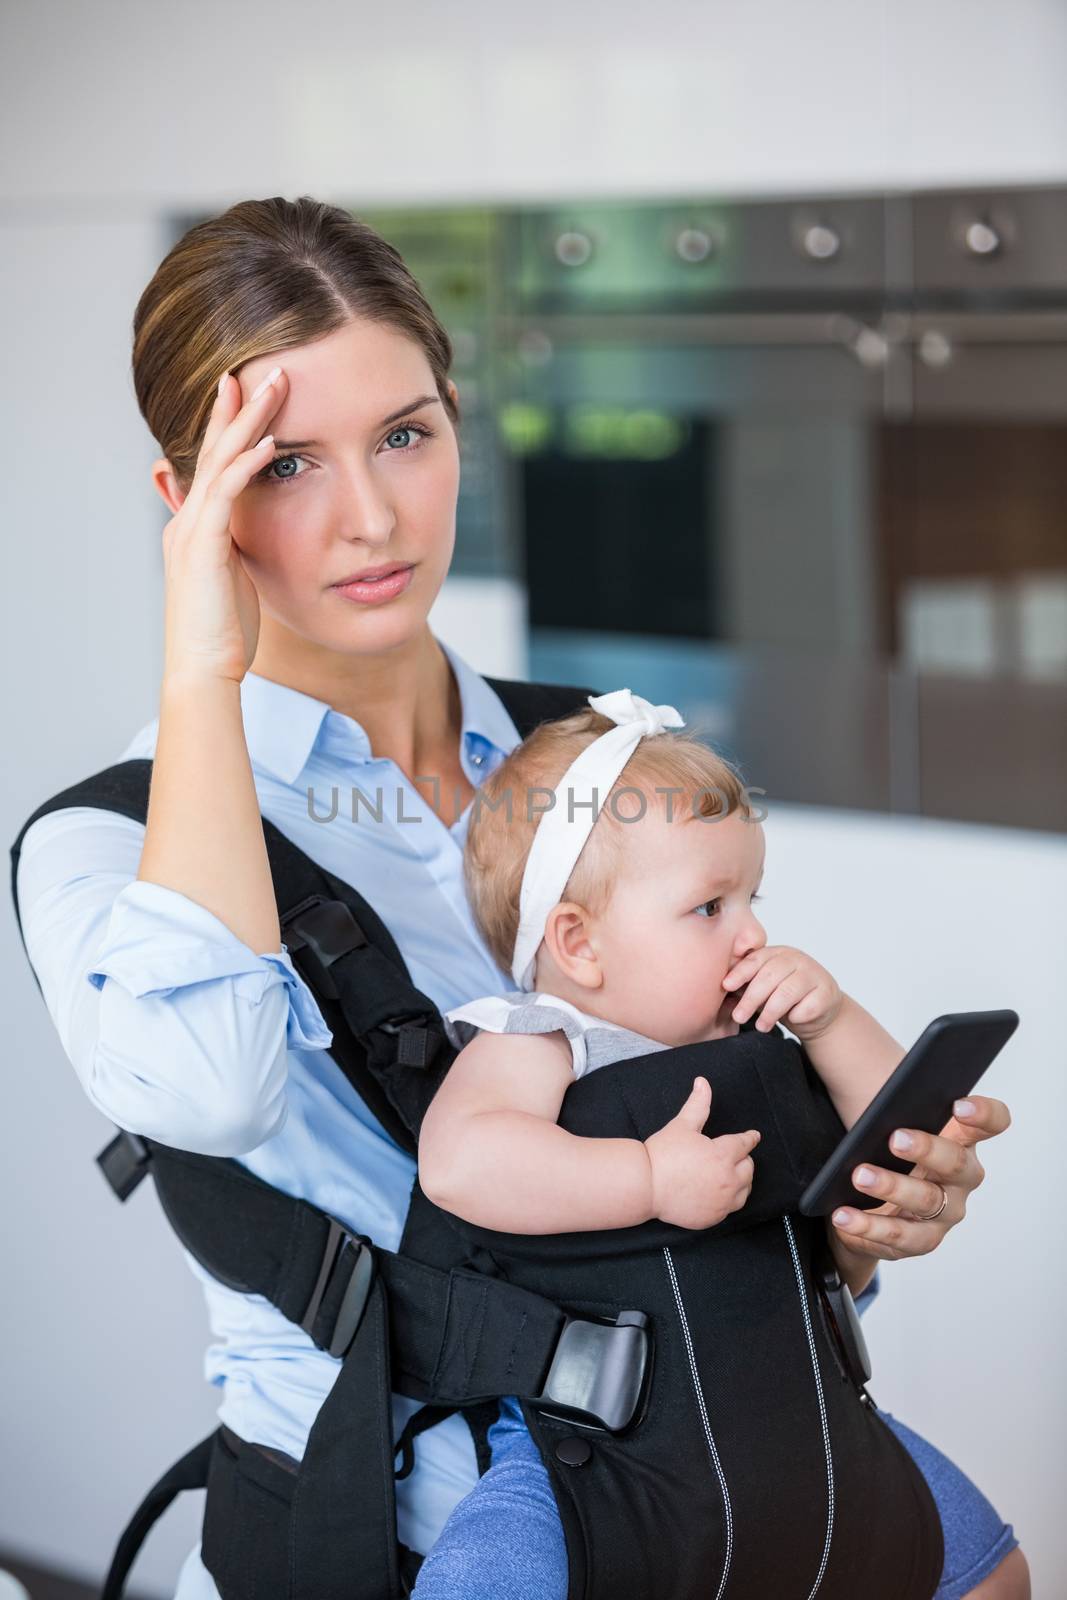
[{"x1": 337, "y1": 464, "x2": 396, "y2": 545}]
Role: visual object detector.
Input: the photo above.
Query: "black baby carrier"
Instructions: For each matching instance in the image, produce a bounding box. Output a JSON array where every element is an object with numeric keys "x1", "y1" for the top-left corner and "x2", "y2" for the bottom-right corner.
[{"x1": 10, "y1": 674, "x2": 945, "y2": 1600}]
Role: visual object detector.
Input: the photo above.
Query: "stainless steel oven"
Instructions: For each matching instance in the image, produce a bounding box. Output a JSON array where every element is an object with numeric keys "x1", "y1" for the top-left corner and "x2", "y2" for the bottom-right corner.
[
  {"x1": 190, "y1": 190, "x2": 1064, "y2": 832},
  {"x1": 486, "y1": 187, "x2": 1067, "y2": 831}
]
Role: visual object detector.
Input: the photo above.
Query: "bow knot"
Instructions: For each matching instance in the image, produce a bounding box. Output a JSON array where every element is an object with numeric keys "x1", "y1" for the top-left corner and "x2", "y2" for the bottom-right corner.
[{"x1": 587, "y1": 688, "x2": 685, "y2": 739}]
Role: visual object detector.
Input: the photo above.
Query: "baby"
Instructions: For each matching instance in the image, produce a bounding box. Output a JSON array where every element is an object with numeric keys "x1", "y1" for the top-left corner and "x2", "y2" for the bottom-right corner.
[{"x1": 414, "y1": 688, "x2": 908, "y2": 1598}]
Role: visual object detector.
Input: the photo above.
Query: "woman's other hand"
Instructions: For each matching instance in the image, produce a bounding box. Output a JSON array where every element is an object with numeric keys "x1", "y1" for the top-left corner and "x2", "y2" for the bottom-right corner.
[
  {"x1": 162, "y1": 366, "x2": 289, "y2": 684},
  {"x1": 828, "y1": 1094, "x2": 1012, "y2": 1267}
]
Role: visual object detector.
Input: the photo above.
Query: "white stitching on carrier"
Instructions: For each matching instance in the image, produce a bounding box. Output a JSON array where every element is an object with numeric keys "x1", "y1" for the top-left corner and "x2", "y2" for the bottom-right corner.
[
  {"x1": 782, "y1": 1214, "x2": 835, "y2": 1599},
  {"x1": 662, "y1": 1245, "x2": 733, "y2": 1600}
]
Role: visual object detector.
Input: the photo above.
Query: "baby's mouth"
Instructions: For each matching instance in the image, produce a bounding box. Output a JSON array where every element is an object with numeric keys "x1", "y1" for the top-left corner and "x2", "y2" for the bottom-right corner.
[{"x1": 714, "y1": 984, "x2": 743, "y2": 1033}]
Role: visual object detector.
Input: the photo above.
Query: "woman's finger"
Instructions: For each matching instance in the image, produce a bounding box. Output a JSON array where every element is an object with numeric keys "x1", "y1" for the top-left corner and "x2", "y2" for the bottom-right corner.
[
  {"x1": 849, "y1": 1160, "x2": 957, "y2": 1220},
  {"x1": 829, "y1": 1205, "x2": 943, "y2": 1260},
  {"x1": 187, "y1": 365, "x2": 288, "y2": 515},
  {"x1": 939, "y1": 1093, "x2": 1012, "y2": 1147},
  {"x1": 198, "y1": 370, "x2": 239, "y2": 461},
  {"x1": 886, "y1": 1124, "x2": 977, "y2": 1188}
]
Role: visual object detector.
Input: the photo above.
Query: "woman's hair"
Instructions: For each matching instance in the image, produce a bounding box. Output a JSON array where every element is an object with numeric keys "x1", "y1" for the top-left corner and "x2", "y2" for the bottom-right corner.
[
  {"x1": 131, "y1": 195, "x2": 459, "y2": 492},
  {"x1": 464, "y1": 706, "x2": 753, "y2": 978}
]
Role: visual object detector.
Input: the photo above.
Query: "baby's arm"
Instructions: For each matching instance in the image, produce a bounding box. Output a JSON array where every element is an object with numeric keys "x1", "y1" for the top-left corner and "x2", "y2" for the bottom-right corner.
[
  {"x1": 725, "y1": 948, "x2": 900, "y2": 1300},
  {"x1": 419, "y1": 1031, "x2": 760, "y2": 1234},
  {"x1": 791, "y1": 994, "x2": 905, "y2": 1132}
]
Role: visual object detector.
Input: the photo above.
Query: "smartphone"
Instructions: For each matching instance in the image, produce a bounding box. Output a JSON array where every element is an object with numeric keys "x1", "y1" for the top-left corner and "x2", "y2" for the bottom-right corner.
[{"x1": 798, "y1": 1009, "x2": 1019, "y2": 1217}]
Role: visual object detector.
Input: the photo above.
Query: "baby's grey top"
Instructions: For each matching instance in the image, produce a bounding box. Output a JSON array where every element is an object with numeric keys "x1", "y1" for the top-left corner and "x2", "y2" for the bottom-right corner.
[{"x1": 441, "y1": 991, "x2": 669, "y2": 1079}]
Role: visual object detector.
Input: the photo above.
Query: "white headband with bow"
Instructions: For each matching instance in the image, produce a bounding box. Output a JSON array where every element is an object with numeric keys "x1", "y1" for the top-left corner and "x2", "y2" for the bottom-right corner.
[{"x1": 510, "y1": 687, "x2": 685, "y2": 991}]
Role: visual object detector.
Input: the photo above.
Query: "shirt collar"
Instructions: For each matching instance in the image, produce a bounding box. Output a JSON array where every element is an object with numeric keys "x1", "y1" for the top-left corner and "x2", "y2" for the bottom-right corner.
[
  {"x1": 238, "y1": 672, "x2": 333, "y2": 786},
  {"x1": 238, "y1": 637, "x2": 521, "y2": 788},
  {"x1": 441, "y1": 636, "x2": 523, "y2": 764}
]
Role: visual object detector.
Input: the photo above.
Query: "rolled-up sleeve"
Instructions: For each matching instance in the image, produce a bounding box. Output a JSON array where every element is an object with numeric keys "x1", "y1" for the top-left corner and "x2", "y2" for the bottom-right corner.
[{"x1": 16, "y1": 806, "x2": 333, "y2": 1157}]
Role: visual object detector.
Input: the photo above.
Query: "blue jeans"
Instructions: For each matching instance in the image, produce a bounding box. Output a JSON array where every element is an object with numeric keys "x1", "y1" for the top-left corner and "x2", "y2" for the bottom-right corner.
[
  {"x1": 411, "y1": 1277, "x2": 1018, "y2": 1600},
  {"x1": 411, "y1": 1399, "x2": 1018, "y2": 1600}
]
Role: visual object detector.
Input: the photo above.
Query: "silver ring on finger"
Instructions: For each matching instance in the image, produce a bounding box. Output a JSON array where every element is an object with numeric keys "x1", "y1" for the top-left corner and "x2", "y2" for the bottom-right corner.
[{"x1": 915, "y1": 1182, "x2": 949, "y2": 1222}]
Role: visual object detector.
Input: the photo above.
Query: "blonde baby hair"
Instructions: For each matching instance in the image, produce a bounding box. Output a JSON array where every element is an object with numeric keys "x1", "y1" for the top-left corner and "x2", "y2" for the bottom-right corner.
[{"x1": 464, "y1": 704, "x2": 753, "y2": 981}]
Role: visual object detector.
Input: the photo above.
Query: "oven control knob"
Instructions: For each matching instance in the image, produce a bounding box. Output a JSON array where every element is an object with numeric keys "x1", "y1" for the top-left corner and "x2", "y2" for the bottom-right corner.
[
  {"x1": 918, "y1": 329, "x2": 953, "y2": 369},
  {"x1": 675, "y1": 227, "x2": 716, "y2": 263},
  {"x1": 963, "y1": 219, "x2": 1002, "y2": 258},
  {"x1": 800, "y1": 223, "x2": 841, "y2": 262},
  {"x1": 554, "y1": 230, "x2": 594, "y2": 268}
]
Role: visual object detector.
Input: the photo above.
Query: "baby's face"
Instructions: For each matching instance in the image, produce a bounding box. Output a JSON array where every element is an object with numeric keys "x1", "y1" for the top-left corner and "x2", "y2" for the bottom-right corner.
[{"x1": 592, "y1": 805, "x2": 766, "y2": 1048}]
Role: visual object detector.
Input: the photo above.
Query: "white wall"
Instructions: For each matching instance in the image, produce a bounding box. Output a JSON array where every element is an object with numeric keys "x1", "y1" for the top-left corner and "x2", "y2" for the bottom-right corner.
[
  {"x1": 2, "y1": 1, "x2": 1064, "y2": 1592},
  {"x1": 4, "y1": 0, "x2": 1067, "y2": 206}
]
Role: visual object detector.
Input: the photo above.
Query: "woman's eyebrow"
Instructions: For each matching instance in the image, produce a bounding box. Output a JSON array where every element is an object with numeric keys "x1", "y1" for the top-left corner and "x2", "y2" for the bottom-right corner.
[{"x1": 271, "y1": 394, "x2": 441, "y2": 452}]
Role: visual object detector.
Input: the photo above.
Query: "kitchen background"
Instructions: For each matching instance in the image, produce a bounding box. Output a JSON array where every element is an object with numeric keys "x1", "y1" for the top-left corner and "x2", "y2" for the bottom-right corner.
[{"x1": 3, "y1": 1, "x2": 1065, "y2": 1595}]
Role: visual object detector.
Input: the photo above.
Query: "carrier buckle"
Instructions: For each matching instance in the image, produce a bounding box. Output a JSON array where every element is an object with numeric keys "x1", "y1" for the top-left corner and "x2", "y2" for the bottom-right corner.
[
  {"x1": 281, "y1": 896, "x2": 368, "y2": 1000},
  {"x1": 817, "y1": 1265, "x2": 873, "y2": 1389},
  {"x1": 534, "y1": 1310, "x2": 650, "y2": 1434},
  {"x1": 300, "y1": 1217, "x2": 374, "y2": 1359},
  {"x1": 96, "y1": 1130, "x2": 151, "y2": 1201}
]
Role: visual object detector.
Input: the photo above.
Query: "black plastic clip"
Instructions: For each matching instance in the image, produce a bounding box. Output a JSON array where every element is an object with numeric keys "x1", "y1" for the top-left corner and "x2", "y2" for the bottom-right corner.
[
  {"x1": 533, "y1": 1310, "x2": 650, "y2": 1433},
  {"x1": 96, "y1": 1130, "x2": 151, "y2": 1201},
  {"x1": 300, "y1": 1217, "x2": 375, "y2": 1359},
  {"x1": 281, "y1": 896, "x2": 369, "y2": 1001},
  {"x1": 817, "y1": 1265, "x2": 873, "y2": 1389}
]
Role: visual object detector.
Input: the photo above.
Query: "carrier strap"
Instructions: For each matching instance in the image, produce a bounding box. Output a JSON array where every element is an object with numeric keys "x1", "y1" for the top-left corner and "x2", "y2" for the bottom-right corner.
[
  {"x1": 290, "y1": 1272, "x2": 404, "y2": 1599},
  {"x1": 100, "y1": 1430, "x2": 217, "y2": 1600},
  {"x1": 146, "y1": 1139, "x2": 568, "y2": 1402}
]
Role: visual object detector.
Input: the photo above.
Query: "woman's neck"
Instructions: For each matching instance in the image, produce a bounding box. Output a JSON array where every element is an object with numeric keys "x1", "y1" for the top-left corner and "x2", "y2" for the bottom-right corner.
[{"x1": 249, "y1": 619, "x2": 459, "y2": 774}]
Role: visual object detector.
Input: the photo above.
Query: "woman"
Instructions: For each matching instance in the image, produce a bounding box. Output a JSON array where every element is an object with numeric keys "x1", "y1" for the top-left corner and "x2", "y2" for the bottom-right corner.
[{"x1": 14, "y1": 197, "x2": 1028, "y2": 1599}]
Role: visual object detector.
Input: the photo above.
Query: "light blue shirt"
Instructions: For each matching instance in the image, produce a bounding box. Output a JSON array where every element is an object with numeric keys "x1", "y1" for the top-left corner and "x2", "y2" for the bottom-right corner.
[{"x1": 14, "y1": 637, "x2": 526, "y2": 1566}]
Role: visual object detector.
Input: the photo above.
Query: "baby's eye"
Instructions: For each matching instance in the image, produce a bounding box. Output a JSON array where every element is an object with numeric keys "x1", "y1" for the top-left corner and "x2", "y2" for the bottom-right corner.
[{"x1": 694, "y1": 898, "x2": 722, "y2": 918}]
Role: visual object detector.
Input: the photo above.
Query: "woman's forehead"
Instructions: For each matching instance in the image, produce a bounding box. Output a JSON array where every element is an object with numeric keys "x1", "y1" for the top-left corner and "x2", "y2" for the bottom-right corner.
[{"x1": 237, "y1": 319, "x2": 433, "y2": 413}]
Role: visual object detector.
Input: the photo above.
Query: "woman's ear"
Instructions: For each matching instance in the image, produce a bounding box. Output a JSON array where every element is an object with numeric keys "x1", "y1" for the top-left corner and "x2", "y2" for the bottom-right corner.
[
  {"x1": 445, "y1": 378, "x2": 461, "y2": 424},
  {"x1": 151, "y1": 456, "x2": 188, "y2": 517},
  {"x1": 543, "y1": 902, "x2": 603, "y2": 992}
]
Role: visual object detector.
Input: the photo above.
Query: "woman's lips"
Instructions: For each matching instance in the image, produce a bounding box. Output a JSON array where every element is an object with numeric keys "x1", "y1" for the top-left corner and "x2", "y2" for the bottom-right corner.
[{"x1": 331, "y1": 565, "x2": 415, "y2": 605}]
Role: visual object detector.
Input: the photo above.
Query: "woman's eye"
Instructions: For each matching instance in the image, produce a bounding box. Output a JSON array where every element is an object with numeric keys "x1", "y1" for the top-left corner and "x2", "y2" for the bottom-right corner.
[
  {"x1": 256, "y1": 423, "x2": 433, "y2": 487},
  {"x1": 695, "y1": 898, "x2": 721, "y2": 919},
  {"x1": 258, "y1": 452, "x2": 309, "y2": 486},
  {"x1": 381, "y1": 423, "x2": 433, "y2": 453}
]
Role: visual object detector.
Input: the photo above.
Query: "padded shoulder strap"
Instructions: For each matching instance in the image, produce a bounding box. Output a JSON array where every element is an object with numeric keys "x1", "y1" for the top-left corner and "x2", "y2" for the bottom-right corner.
[{"x1": 484, "y1": 675, "x2": 600, "y2": 739}]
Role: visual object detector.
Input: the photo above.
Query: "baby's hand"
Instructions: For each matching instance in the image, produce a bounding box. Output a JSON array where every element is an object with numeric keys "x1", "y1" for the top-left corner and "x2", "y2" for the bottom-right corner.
[
  {"x1": 644, "y1": 1078, "x2": 761, "y2": 1230},
  {"x1": 722, "y1": 946, "x2": 842, "y2": 1041}
]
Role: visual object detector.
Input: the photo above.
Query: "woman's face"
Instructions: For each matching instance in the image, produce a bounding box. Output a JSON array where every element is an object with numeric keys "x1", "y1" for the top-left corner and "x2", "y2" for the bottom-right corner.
[{"x1": 226, "y1": 317, "x2": 460, "y2": 658}]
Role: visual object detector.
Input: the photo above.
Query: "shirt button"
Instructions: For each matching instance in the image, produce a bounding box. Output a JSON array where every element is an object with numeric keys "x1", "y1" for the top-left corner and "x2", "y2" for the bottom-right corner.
[{"x1": 471, "y1": 753, "x2": 484, "y2": 766}]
